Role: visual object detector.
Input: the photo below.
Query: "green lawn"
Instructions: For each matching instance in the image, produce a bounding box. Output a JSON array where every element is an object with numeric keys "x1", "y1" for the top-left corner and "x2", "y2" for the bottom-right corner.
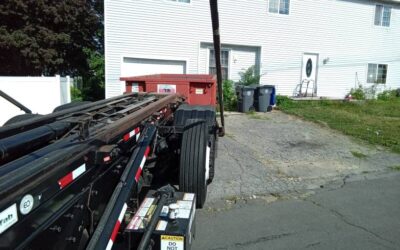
[{"x1": 277, "y1": 97, "x2": 400, "y2": 153}]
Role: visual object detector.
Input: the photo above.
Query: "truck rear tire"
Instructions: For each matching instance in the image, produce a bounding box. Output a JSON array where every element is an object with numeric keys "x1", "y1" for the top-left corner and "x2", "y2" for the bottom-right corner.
[{"x1": 180, "y1": 119, "x2": 208, "y2": 208}]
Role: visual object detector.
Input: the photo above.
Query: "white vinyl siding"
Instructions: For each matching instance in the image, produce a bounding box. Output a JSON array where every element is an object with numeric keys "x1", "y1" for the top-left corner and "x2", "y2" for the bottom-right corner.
[
  {"x1": 167, "y1": 0, "x2": 190, "y2": 3},
  {"x1": 106, "y1": 0, "x2": 400, "y2": 98}
]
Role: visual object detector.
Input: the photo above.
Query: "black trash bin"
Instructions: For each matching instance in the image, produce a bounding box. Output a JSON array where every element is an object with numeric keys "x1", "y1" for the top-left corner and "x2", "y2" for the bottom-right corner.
[
  {"x1": 236, "y1": 85, "x2": 255, "y2": 112},
  {"x1": 254, "y1": 85, "x2": 275, "y2": 112}
]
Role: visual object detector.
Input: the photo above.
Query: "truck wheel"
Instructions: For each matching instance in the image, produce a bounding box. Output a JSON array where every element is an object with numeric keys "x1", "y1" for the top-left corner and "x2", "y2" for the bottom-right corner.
[
  {"x1": 3, "y1": 114, "x2": 42, "y2": 126},
  {"x1": 53, "y1": 101, "x2": 91, "y2": 112},
  {"x1": 180, "y1": 119, "x2": 208, "y2": 208}
]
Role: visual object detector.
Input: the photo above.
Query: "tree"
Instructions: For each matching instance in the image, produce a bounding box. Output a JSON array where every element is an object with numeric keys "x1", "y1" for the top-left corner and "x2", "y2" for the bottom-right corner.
[
  {"x1": 81, "y1": 48, "x2": 105, "y2": 100},
  {"x1": 81, "y1": 0, "x2": 105, "y2": 101},
  {"x1": 0, "y1": 0, "x2": 102, "y2": 76}
]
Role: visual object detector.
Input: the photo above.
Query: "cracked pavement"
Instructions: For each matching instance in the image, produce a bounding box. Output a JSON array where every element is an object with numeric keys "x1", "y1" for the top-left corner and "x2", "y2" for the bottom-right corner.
[{"x1": 192, "y1": 111, "x2": 400, "y2": 249}]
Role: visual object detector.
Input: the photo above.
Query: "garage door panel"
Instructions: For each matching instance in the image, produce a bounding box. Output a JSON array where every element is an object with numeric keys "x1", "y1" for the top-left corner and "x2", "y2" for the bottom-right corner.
[{"x1": 121, "y1": 57, "x2": 186, "y2": 77}]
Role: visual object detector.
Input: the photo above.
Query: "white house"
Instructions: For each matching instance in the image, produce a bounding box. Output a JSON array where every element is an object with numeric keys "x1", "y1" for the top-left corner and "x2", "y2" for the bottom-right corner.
[{"x1": 105, "y1": 0, "x2": 400, "y2": 98}]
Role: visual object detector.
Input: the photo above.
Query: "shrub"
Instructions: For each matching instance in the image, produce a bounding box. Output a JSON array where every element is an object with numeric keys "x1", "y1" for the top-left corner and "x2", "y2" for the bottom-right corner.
[
  {"x1": 238, "y1": 65, "x2": 260, "y2": 86},
  {"x1": 71, "y1": 86, "x2": 83, "y2": 101},
  {"x1": 222, "y1": 80, "x2": 237, "y2": 111},
  {"x1": 377, "y1": 90, "x2": 398, "y2": 101},
  {"x1": 349, "y1": 85, "x2": 366, "y2": 100}
]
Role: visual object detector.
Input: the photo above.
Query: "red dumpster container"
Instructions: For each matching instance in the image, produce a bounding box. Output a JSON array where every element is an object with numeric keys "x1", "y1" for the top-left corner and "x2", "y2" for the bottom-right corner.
[{"x1": 120, "y1": 74, "x2": 217, "y2": 106}]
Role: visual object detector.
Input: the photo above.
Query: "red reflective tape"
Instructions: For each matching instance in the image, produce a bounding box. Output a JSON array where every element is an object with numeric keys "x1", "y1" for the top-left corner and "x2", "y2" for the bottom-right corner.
[
  {"x1": 123, "y1": 127, "x2": 140, "y2": 142},
  {"x1": 135, "y1": 147, "x2": 150, "y2": 182},
  {"x1": 123, "y1": 134, "x2": 130, "y2": 142},
  {"x1": 144, "y1": 147, "x2": 150, "y2": 157},
  {"x1": 108, "y1": 203, "x2": 127, "y2": 248},
  {"x1": 110, "y1": 220, "x2": 121, "y2": 242},
  {"x1": 58, "y1": 164, "x2": 86, "y2": 189},
  {"x1": 104, "y1": 156, "x2": 111, "y2": 162},
  {"x1": 135, "y1": 168, "x2": 143, "y2": 182},
  {"x1": 58, "y1": 173, "x2": 73, "y2": 189}
]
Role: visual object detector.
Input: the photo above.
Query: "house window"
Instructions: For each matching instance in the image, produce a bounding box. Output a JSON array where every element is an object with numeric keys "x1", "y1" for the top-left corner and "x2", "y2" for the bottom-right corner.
[
  {"x1": 209, "y1": 49, "x2": 229, "y2": 80},
  {"x1": 269, "y1": 0, "x2": 290, "y2": 15},
  {"x1": 375, "y1": 5, "x2": 391, "y2": 27},
  {"x1": 367, "y1": 64, "x2": 388, "y2": 84}
]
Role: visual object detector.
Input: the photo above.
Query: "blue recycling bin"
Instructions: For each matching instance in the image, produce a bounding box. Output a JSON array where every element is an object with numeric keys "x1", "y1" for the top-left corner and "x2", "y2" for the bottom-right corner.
[{"x1": 267, "y1": 85, "x2": 276, "y2": 106}]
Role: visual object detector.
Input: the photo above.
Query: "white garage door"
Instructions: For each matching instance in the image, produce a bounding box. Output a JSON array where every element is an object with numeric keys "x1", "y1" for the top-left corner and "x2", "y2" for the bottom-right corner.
[{"x1": 121, "y1": 57, "x2": 186, "y2": 77}]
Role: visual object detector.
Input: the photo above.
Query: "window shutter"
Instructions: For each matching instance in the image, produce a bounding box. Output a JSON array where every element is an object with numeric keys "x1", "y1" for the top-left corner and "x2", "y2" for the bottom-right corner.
[{"x1": 375, "y1": 5, "x2": 382, "y2": 26}]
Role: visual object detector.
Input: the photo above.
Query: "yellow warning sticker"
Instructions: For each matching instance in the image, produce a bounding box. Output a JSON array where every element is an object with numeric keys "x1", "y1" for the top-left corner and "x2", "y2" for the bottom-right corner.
[
  {"x1": 161, "y1": 235, "x2": 184, "y2": 241},
  {"x1": 161, "y1": 235, "x2": 184, "y2": 250}
]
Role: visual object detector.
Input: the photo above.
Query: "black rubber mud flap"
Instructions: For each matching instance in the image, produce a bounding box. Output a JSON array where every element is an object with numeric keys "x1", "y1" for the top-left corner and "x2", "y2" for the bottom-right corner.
[
  {"x1": 208, "y1": 134, "x2": 216, "y2": 184},
  {"x1": 179, "y1": 119, "x2": 208, "y2": 208}
]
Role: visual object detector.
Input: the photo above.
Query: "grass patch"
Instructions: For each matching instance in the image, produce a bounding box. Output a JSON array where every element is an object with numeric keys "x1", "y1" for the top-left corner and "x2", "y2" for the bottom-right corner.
[
  {"x1": 390, "y1": 166, "x2": 400, "y2": 171},
  {"x1": 246, "y1": 111, "x2": 270, "y2": 120},
  {"x1": 277, "y1": 96, "x2": 400, "y2": 153},
  {"x1": 351, "y1": 151, "x2": 367, "y2": 159}
]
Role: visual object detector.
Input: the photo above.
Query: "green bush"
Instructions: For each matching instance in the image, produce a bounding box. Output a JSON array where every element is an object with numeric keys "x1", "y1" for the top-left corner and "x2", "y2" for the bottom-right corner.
[
  {"x1": 377, "y1": 90, "x2": 398, "y2": 101},
  {"x1": 238, "y1": 65, "x2": 260, "y2": 86},
  {"x1": 222, "y1": 80, "x2": 237, "y2": 111},
  {"x1": 349, "y1": 85, "x2": 366, "y2": 100},
  {"x1": 71, "y1": 86, "x2": 83, "y2": 101}
]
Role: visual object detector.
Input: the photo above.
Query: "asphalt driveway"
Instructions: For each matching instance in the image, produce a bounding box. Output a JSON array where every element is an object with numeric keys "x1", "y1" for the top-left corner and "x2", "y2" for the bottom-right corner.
[{"x1": 193, "y1": 111, "x2": 400, "y2": 249}]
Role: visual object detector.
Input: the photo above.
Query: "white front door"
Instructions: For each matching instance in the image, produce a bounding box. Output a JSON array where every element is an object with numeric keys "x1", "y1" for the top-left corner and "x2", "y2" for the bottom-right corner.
[{"x1": 301, "y1": 53, "x2": 318, "y2": 96}]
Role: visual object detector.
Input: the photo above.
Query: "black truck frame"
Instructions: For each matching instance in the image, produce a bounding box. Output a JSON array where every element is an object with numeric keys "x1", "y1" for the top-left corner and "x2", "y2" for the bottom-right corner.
[
  {"x1": 0, "y1": 1, "x2": 225, "y2": 249},
  {"x1": 0, "y1": 92, "x2": 219, "y2": 250}
]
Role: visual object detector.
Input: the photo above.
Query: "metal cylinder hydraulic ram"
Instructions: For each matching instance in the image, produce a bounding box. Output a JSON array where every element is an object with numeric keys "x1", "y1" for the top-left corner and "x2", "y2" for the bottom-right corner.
[{"x1": 0, "y1": 121, "x2": 71, "y2": 165}]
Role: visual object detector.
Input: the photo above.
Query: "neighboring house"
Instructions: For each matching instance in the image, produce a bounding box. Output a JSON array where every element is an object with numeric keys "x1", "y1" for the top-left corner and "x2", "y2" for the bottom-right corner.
[{"x1": 105, "y1": 0, "x2": 400, "y2": 98}]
